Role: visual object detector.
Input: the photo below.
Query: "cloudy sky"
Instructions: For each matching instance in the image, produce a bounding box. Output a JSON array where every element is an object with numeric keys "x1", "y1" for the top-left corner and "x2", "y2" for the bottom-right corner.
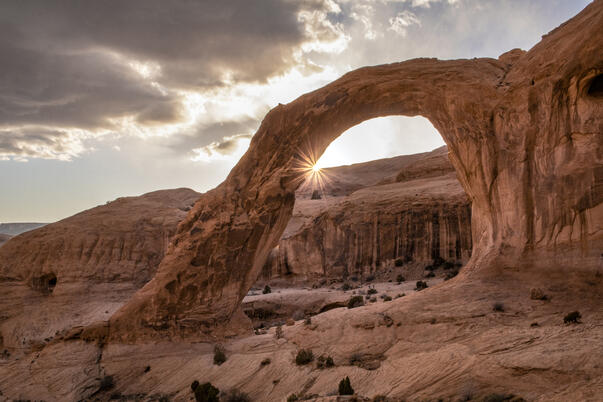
[{"x1": 0, "y1": 0, "x2": 590, "y2": 222}]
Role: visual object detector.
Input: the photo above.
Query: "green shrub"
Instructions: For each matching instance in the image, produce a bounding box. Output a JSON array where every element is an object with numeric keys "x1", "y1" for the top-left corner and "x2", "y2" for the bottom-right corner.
[
  {"x1": 222, "y1": 388, "x2": 251, "y2": 402},
  {"x1": 192, "y1": 382, "x2": 220, "y2": 402},
  {"x1": 396, "y1": 274, "x2": 405, "y2": 283},
  {"x1": 287, "y1": 394, "x2": 299, "y2": 402},
  {"x1": 415, "y1": 281, "x2": 428, "y2": 291},
  {"x1": 367, "y1": 288, "x2": 378, "y2": 295},
  {"x1": 564, "y1": 311, "x2": 581, "y2": 324},
  {"x1": 260, "y1": 358, "x2": 271, "y2": 366},
  {"x1": 263, "y1": 285, "x2": 271, "y2": 294},
  {"x1": 295, "y1": 349, "x2": 314, "y2": 365},
  {"x1": 338, "y1": 376, "x2": 354, "y2": 395},
  {"x1": 213, "y1": 345, "x2": 227, "y2": 365},
  {"x1": 394, "y1": 258, "x2": 404, "y2": 267},
  {"x1": 383, "y1": 295, "x2": 392, "y2": 302},
  {"x1": 347, "y1": 295, "x2": 364, "y2": 309}
]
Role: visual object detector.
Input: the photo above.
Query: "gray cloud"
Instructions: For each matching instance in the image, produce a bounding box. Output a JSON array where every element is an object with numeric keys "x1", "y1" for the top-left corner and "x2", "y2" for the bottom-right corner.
[
  {"x1": 0, "y1": 0, "x2": 342, "y2": 159},
  {"x1": 0, "y1": 127, "x2": 88, "y2": 161}
]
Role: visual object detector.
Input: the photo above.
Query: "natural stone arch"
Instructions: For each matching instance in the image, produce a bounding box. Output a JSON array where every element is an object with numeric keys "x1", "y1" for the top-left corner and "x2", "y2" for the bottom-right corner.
[{"x1": 107, "y1": 1, "x2": 602, "y2": 342}]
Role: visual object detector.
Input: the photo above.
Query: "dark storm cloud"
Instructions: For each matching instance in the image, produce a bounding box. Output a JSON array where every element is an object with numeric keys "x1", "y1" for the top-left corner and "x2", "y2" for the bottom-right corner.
[{"x1": 0, "y1": 0, "x2": 340, "y2": 159}]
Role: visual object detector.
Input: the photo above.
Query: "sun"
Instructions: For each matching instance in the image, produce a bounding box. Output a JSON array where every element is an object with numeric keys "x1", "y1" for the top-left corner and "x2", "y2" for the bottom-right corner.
[{"x1": 312, "y1": 164, "x2": 321, "y2": 172}]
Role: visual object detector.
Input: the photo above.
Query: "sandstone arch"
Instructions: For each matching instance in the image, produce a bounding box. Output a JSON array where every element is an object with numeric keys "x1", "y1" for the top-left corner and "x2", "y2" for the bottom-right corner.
[{"x1": 108, "y1": 1, "x2": 602, "y2": 342}]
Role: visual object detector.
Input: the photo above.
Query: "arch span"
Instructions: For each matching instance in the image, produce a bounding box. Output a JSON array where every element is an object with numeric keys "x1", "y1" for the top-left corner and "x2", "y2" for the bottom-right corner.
[{"x1": 108, "y1": 2, "x2": 602, "y2": 342}]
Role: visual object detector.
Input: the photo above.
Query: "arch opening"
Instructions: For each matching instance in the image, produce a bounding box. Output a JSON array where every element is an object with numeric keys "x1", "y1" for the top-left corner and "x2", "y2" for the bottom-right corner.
[
  {"x1": 254, "y1": 116, "x2": 472, "y2": 308},
  {"x1": 32, "y1": 273, "x2": 58, "y2": 295}
]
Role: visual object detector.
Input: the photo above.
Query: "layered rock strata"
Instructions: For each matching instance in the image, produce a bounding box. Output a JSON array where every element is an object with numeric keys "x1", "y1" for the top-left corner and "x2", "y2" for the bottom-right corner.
[{"x1": 261, "y1": 147, "x2": 472, "y2": 282}]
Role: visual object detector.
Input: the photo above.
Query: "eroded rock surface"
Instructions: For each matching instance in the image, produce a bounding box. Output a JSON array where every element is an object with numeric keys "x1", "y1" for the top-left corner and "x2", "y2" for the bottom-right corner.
[
  {"x1": 0, "y1": 234, "x2": 10, "y2": 248},
  {"x1": 261, "y1": 147, "x2": 472, "y2": 282},
  {"x1": 0, "y1": 188, "x2": 199, "y2": 349}
]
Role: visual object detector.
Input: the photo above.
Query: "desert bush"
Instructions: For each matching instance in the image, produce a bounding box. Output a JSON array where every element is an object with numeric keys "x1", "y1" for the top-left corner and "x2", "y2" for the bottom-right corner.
[
  {"x1": 415, "y1": 281, "x2": 428, "y2": 291},
  {"x1": 370, "y1": 297, "x2": 377, "y2": 302},
  {"x1": 192, "y1": 382, "x2": 220, "y2": 402},
  {"x1": 99, "y1": 375, "x2": 114, "y2": 391},
  {"x1": 396, "y1": 274, "x2": 405, "y2": 283},
  {"x1": 144, "y1": 365, "x2": 151, "y2": 373},
  {"x1": 445, "y1": 270, "x2": 459, "y2": 280},
  {"x1": 425, "y1": 264, "x2": 435, "y2": 271},
  {"x1": 287, "y1": 394, "x2": 299, "y2": 402},
  {"x1": 338, "y1": 376, "x2": 354, "y2": 396},
  {"x1": 304, "y1": 316, "x2": 312, "y2": 325},
  {"x1": 492, "y1": 302, "x2": 505, "y2": 312},
  {"x1": 316, "y1": 354, "x2": 335, "y2": 369},
  {"x1": 263, "y1": 285, "x2": 271, "y2": 294},
  {"x1": 365, "y1": 275, "x2": 375, "y2": 282},
  {"x1": 442, "y1": 261, "x2": 455, "y2": 270},
  {"x1": 260, "y1": 358, "x2": 271, "y2": 366},
  {"x1": 367, "y1": 288, "x2": 378, "y2": 295},
  {"x1": 433, "y1": 256, "x2": 445, "y2": 267},
  {"x1": 481, "y1": 393, "x2": 523, "y2": 402},
  {"x1": 396, "y1": 293, "x2": 405, "y2": 298},
  {"x1": 372, "y1": 395, "x2": 389, "y2": 402},
  {"x1": 383, "y1": 295, "x2": 392, "y2": 302},
  {"x1": 213, "y1": 345, "x2": 227, "y2": 365},
  {"x1": 563, "y1": 311, "x2": 581, "y2": 324},
  {"x1": 394, "y1": 258, "x2": 404, "y2": 267},
  {"x1": 222, "y1": 388, "x2": 251, "y2": 402},
  {"x1": 530, "y1": 288, "x2": 548, "y2": 300},
  {"x1": 295, "y1": 349, "x2": 314, "y2": 365},
  {"x1": 425, "y1": 271, "x2": 435, "y2": 278},
  {"x1": 275, "y1": 325, "x2": 283, "y2": 339},
  {"x1": 347, "y1": 295, "x2": 364, "y2": 309},
  {"x1": 342, "y1": 283, "x2": 352, "y2": 291}
]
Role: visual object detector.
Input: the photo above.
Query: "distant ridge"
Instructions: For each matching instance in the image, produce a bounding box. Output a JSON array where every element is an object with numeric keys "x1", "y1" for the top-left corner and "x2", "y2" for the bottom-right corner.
[{"x1": 0, "y1": 222, "x2": 48, "y2": 236}]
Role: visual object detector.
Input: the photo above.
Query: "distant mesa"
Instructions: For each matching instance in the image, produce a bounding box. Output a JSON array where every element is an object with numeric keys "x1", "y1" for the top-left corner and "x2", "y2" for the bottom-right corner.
[{"x1": 0, "y1": 222, "x2": 47, "y2": 236}]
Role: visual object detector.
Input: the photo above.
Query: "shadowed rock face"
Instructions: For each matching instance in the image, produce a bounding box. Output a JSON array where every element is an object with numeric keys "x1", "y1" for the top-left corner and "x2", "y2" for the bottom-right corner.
[
  {"x1": 261, "y1": 147, "x2": 472, "y2": 282},
  {"x1": 108, "y1": 1, "x2": 602, "y2": 342}
]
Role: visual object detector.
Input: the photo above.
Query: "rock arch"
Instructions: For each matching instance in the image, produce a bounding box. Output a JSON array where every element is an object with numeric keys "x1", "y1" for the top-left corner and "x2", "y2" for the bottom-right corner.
[{"x1": 108, "y1": 1, "x2": 602, "y2": 342}]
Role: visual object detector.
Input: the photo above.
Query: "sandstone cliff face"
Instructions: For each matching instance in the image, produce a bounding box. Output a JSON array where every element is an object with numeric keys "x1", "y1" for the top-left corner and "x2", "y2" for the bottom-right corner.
[
  {"x1": 0, "y1": 188, "x2": 199, "y2": 349},
  {"x1": 107, "y1": 1, "x2": 602, "y2": 342},
  {"x1": 262, "y1": 147, "x2": 472, "y2": 282}
]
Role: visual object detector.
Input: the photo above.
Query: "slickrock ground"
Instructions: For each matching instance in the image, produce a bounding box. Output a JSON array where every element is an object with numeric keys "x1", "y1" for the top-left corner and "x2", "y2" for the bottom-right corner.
[
  {"x1": 0, "y1": 188, "x2": 199, "y2": 352},
  {"x1": 261, "y1": 147, "x2": 472, "y2": 283}
]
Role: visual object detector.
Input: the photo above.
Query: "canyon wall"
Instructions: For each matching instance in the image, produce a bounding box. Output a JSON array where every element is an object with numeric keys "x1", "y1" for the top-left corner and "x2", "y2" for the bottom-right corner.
[{"x1": 262, "y1": 147, "x2": 472, "y2": 282}]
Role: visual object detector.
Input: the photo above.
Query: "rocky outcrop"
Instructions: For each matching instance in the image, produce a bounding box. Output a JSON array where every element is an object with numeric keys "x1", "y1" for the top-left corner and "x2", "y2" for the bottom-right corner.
[
  {"x1": 261, "y1": 147, "x2": 472, "y2": 282},
  {"x1": 107, "y1": 1, "x2": 602, "y2": 342},
  {"x1": 0, "y1": 188, "x2": 199, "y2": 349}
]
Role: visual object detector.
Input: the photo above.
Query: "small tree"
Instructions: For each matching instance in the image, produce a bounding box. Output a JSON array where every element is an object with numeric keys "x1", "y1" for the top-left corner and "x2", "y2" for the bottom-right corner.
[
  {"x1": 263, "y1": 285, "x2": 272, "y2": 294},
  {"x1": 338, "y1": 376, "x2": 354, "y2": 395},
  {"x1": 275, "y1": 325, "x2": 283, "y2": 339},
  {"x1": 415, "y1": 281, "x2": 428, "y2": 291},
  {"x1": 396, "y1": 274, "x2": 405, "y2": 283}
]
